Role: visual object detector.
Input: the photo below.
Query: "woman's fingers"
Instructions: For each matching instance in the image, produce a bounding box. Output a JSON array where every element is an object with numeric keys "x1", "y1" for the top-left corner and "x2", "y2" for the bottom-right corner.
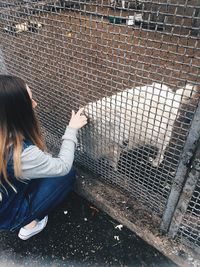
[
  {"x1": 68, "y1": 108, "x2": 87, "y2": 129},
  {"x1": 77, "y1": 107, "x2": 85, "y2": 116},
  {"x1": 80, "y1": 115, "x2": 87, "y2": 120},
  {"x1": 71, "y1": 110, "x2": 75, "y2": 118}
]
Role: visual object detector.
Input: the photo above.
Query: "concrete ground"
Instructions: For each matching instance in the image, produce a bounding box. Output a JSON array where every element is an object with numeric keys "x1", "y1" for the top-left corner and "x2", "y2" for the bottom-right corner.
[{"x1": 0, "y1": 192, "x2": 177, "y2": 267}]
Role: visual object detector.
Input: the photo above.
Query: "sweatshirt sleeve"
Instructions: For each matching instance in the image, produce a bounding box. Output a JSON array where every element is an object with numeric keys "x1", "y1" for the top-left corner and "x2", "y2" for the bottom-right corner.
[{"x1": 21, "y1": 127, "x2": 78, "y2": 179}]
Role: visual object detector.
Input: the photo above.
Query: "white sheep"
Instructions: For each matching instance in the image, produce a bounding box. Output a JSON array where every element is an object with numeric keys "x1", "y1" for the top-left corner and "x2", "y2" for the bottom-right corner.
[{"x1": 83, "y1": 83, "x2": 194, "y2": 169}]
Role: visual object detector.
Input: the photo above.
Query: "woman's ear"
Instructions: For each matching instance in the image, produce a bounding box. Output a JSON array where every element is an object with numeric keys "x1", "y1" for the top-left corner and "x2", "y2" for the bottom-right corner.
[{"x1": 32, "y1": 99, "x2": 37, "y2": 109}]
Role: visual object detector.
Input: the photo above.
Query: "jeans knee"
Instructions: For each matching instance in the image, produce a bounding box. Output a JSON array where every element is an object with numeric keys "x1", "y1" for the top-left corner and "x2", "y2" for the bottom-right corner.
[{"x1": 62, "y1": 168, "x2": 76, "y2": 188}]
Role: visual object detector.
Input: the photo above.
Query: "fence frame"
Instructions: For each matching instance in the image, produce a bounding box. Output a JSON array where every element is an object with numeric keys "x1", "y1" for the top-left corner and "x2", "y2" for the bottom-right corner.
[
  {"x1": 168, "y1": 137, "x2": 200, "y2": 254},
  {"x1": 161, "y1": 100, "x2": 200, "y2": 233}
]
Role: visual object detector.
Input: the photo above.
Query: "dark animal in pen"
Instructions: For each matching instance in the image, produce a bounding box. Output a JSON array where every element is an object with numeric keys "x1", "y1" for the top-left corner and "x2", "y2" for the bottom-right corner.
[
  {"x1": 117, "y1": 145, "x2": 173, "y2": 189},
  {"x1": 118, "y1": 144, "x2": 158, "y2": 173}
]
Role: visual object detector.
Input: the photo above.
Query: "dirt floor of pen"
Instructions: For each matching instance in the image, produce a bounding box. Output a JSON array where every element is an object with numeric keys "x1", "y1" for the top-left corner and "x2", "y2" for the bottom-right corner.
[{"x1": 0, "y1": 192, "x2": 177, "y2": 267}]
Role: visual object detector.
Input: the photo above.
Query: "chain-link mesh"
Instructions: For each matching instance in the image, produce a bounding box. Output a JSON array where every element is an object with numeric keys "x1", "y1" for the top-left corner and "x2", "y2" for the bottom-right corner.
[{"x1": 0, "y1": 0, "x2": 200, "y2": 254}]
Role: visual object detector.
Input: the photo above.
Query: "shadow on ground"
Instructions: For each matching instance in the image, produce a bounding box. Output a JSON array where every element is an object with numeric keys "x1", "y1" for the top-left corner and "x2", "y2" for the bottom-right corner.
[{"x1": 0, "y1": 192, "x2": 177, "y2": 267}]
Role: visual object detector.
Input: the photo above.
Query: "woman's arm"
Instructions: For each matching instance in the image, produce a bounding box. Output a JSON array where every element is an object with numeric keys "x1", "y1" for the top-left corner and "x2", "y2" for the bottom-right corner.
[
  {"x1": 21, "y1": 127, "x2": 78, "y2": 179},
  {"x1": 21, "y1": 108, "x2": 87, "y2": 179}
]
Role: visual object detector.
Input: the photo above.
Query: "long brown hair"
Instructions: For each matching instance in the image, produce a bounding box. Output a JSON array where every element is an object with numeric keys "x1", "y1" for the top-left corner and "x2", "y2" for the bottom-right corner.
[{"x1": 0, "y1": 75, "x2": 44, "y2": 192}]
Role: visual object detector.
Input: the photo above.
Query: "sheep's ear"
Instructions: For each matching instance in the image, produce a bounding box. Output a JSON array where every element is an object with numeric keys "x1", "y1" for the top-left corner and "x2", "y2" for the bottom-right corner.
[{"x1": 177, "y1": 84, "x2": 195, "y2": 100}]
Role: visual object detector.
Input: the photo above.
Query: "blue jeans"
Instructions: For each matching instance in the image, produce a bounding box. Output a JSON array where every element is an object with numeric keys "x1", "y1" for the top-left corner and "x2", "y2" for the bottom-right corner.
[{"x1": 10, "y1": 168, "x2": 76, "y2": 231}]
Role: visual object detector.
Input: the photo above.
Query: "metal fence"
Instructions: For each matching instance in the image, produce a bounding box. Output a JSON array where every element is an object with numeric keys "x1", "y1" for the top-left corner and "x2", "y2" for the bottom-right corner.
[{"x1": 0, "y1": 0, "x2": 200, "y2": 262}]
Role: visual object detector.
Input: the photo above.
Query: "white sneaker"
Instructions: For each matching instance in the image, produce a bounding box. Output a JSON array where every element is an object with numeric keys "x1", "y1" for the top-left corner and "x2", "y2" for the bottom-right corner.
[{"x1": 18, "y1": 216, "x2": 48, "y2": 240}]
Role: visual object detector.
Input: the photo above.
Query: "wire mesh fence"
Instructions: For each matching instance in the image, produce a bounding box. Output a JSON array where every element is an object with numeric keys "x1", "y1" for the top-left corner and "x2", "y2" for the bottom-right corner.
[
  {"x1": 178, "y1": 180, "x2": 200, "y2": 252},
  {"x1": 0, "y1": 0, "x2": 200, "y2": 258},
  {"x1": 167, "y1": 136, "x2": 200, "y2": 255}
]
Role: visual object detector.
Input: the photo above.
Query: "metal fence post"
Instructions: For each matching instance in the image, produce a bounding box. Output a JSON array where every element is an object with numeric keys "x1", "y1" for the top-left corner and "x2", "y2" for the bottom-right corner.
[
  {"x1": 161, "y1": 100, "x2": 200, "y2": 232},
  {"x1": 168, "y1": 157, "x2": 200, "y2": 238}
]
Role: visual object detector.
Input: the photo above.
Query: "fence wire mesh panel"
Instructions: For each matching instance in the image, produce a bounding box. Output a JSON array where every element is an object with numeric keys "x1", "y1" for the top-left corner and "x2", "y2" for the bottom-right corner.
[
  {"x1": 0, "y1": 0, "x2": 200, "y2": 256},
  {"x1": 167, "y1": 139, "x2": 200, "y2": 254},
  {"x1": 177, "y1": 179, "x2": 200, "y2": 252}
]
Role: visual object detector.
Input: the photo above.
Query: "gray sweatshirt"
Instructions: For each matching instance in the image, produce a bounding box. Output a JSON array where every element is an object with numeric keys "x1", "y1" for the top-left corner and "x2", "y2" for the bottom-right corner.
[{"x1": 21, "y1": 127, "x2": 78, "y2": 179}]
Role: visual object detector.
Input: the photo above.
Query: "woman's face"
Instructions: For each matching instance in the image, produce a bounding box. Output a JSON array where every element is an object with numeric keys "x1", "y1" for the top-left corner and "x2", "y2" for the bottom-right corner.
[{"x1": 26, "y1": 85, "x2": 37, "y2": 109}]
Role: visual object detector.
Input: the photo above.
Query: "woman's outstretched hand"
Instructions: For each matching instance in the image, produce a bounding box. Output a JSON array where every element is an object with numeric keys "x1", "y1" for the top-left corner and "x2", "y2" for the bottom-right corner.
[{"x1": 68, "y1": 108, "x2": 87, "y2": 129}]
